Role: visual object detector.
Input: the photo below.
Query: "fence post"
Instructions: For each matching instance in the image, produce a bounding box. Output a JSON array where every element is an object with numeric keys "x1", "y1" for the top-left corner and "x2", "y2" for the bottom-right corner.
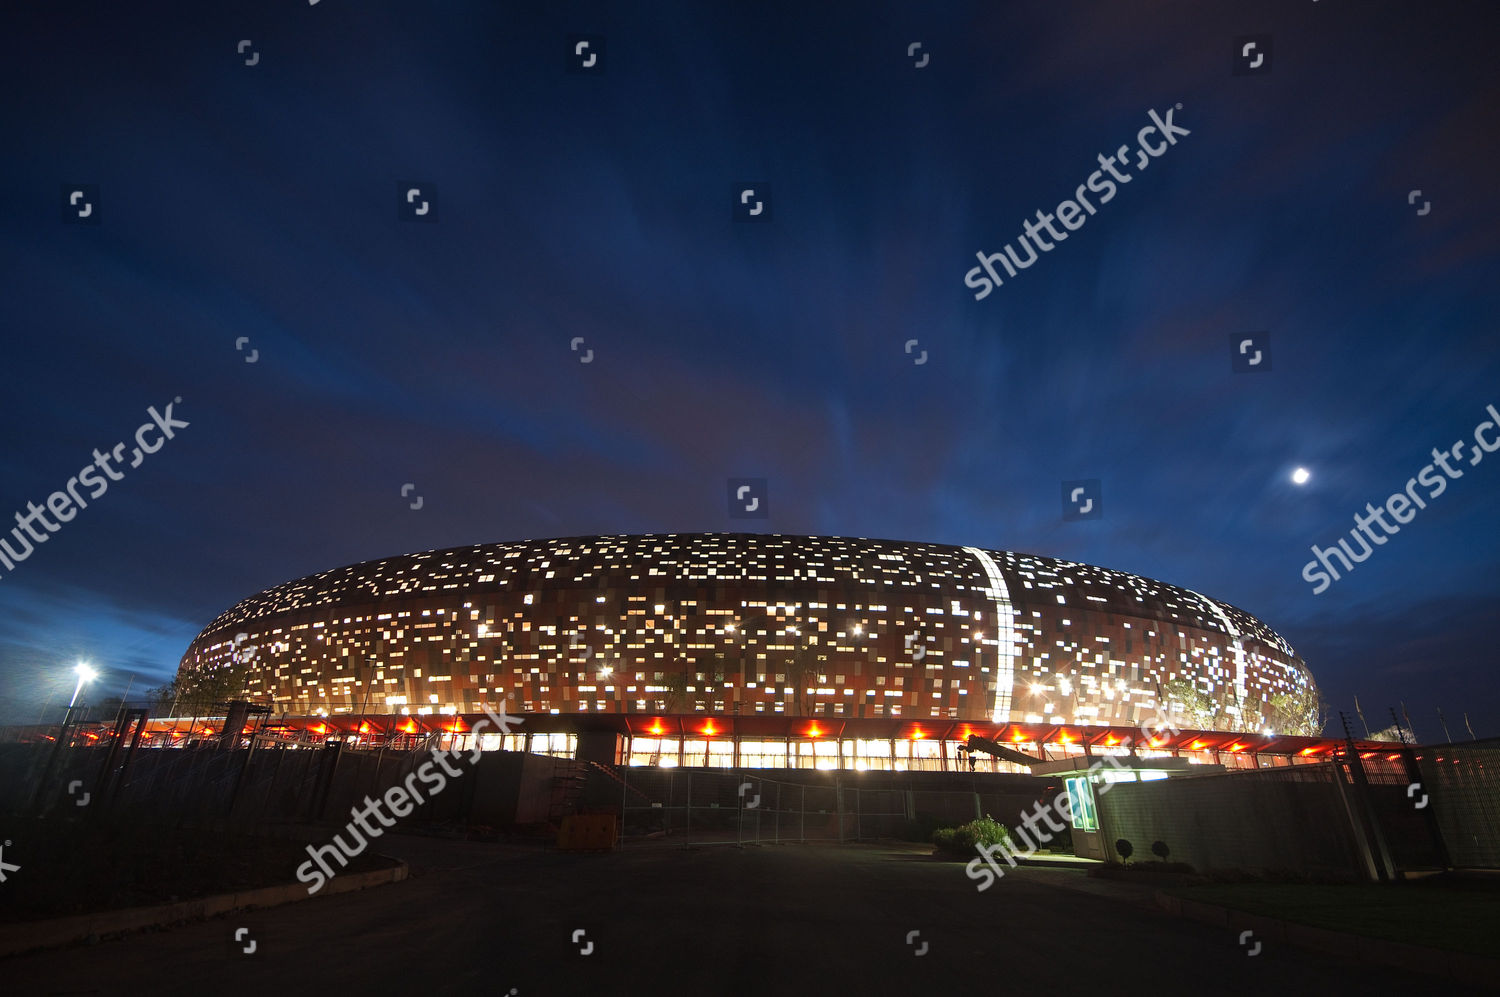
[
  {"x1": 1343, "y1": 741, "x2": 1396, "y2": 881},
  {"x1": 756, "y1": 778, "x2": 763, "y2": 844},
  {"x1": 1330, "y1": 751, "x2": 1392, "y2": 881},
  {"x1": 1398, "y1": 744, "x2": 1452, "y2": 869},
  {"x1": 800, "y1": 785, "x2": 805, "y2": 843},
  {"x1": 684, "y1": 769, "x2": 691, "y2": 847}
]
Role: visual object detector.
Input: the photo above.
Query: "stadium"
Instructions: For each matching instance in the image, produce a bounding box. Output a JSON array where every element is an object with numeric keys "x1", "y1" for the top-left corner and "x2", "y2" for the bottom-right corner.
[{"x1": 171, "y1": 533, "x2": 1325, "y2": 772}]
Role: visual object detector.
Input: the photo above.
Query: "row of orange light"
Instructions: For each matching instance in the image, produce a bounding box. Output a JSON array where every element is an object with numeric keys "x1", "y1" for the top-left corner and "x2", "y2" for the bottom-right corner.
[
  {"x1": 631, "y1": 719, "x2": 1315, "y2": 749},
  {"x1": 307, "y1": 718, "x2": 440, "y2": 736},
  {"x1": 42, "y1": 723, "x2": 1414, "y2": 764},
  {"x1": 95, "y1": 717, "x2": 1386, "y2": 755},
  {"x1": 632, "y1": 721, "x2": 1223, "y2": 745},
  {"x1": 643, "y1": 719, "x2": 930, "y2": 740}
]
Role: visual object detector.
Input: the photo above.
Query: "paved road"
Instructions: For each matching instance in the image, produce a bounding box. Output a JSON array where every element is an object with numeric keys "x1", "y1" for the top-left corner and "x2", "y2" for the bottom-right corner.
[{"x1": 2, "y1": 836, "x2": 1455, "y2": 995}]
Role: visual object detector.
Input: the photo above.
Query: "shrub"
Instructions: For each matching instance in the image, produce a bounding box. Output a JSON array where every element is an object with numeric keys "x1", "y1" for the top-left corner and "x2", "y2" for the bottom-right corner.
[
  {"x1": 968, "y1": 817, "x2": 1009, "y2": 849},
  {"x1": 932, "y1": 816, "x2": 1010, "y2": 858}
]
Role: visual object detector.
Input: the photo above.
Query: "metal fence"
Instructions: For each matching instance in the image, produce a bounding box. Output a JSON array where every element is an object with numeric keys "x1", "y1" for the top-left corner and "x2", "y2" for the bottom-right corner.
[
  {"x1": 606, "y1": 767, "x2": 1039, "y2": 847},
  {"x1": 2, "y1": 739, "x2": 468, "y2": 830},
  {"x1": 1414, "y1": 739, "x2": 1500, "y2": 868}
]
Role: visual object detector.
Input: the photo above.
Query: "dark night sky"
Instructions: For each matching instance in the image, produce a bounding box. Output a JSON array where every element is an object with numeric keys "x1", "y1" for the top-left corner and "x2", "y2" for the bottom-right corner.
[{"x1": 2, "y1": 1, "x2": 1496, "y2": 737}]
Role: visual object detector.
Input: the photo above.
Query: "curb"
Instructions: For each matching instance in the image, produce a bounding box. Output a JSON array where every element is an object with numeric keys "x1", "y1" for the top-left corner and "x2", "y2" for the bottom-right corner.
[
  {"x1": 0, "y1": 859, "x2": 407, "y2": 959},
  {"x1": 1153, "y1": 889, "x2": 1499, "y2": 988}
]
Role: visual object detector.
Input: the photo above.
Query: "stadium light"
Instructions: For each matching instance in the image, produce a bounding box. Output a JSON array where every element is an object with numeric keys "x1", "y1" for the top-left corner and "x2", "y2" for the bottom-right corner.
[{"x1": 68, "y1": 662, "x2": 99, "y2": 709}]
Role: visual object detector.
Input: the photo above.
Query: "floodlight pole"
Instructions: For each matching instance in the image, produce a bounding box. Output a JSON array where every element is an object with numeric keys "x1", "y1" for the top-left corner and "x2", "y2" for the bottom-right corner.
[
  {"x1": 67, "y1": 675, "x2": 88, "y2": 710},
  {"x1": 34, "y1": 665, "x2": 96, "y2": 812}
]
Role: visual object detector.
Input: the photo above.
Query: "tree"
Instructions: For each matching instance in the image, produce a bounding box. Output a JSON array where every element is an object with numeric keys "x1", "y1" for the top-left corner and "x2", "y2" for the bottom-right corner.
[
  {"x1": 1368, "y1": 723, "x2": 1417, "y2": 743},
  {"x1": 143, "y1": 683, "x2": 176, "y2": 715},
  {"x1": 1161, "y1": 679, "x2": 1227, "y2": 730},
  {"x1": 1265, "y1": 686, "x2": 1327, "y2": 737},
  {"x1": 783, "y1": 645, "x2": 827, "y2": 715},
  {"x1": 660, "y1": 672, "x2": 690, "y2": 714},
  {"x1": 169, "y1": 660, "x2": 250, "y2": 715}
]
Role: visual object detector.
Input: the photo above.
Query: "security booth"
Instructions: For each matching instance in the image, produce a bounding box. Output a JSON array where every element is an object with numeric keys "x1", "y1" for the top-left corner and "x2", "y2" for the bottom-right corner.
[{"x1": 1031, "y1": 755, "x2": 1222, "y2": 860}]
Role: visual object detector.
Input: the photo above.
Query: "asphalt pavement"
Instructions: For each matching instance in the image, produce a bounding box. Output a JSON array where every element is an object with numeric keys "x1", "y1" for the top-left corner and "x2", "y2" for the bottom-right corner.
[{"x1": 1, "y1": 835, "x2": 1457, "y2": 995}]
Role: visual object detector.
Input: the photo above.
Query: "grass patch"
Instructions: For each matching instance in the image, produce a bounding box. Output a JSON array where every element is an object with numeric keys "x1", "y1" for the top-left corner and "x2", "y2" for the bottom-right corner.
[
  {"x1": 1167, "y1": 879, "x2": 1500, "y2": 958},
  {"x1": 1090, "y1": 860, "x2": 1200, "y2": 884}
]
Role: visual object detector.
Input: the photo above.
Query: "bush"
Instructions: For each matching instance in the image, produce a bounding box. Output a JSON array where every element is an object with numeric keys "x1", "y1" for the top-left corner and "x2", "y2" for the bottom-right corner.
[
  {"x1": 932, "y1": 816, "x2": 1010, "y2": 859},
  {"x1": 968, "y1": 817, "x2": 1009, "y2": 849}
]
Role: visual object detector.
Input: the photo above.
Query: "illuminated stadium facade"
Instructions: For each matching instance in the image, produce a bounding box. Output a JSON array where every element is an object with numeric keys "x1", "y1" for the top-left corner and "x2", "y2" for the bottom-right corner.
[{"x1": 176, "y1": 534, "x2": 1318, "y2": 769}]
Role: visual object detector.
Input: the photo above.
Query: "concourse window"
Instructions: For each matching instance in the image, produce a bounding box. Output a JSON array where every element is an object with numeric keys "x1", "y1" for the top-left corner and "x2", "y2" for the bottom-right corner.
[
  {"x1": 893, "y1": 738, "x2": 943, "y2": 771},
  {"x1": 855, "y1": 739, "x2": 892, "y2": 771},
  {"x1": 628, "y1": 737, "x2": 671, "y2": 766},
  {"x1": 739, "y1": 739, "x2": 788, "y2": 769},
  {"x1": 705, "y1": 740, "x2": 734, "y2": 767},
  {"x1": 532, "y1": 732, "x2": 577, "y2": 758},
  {"x1": 681, "y1": 738, "x2": 710, "y2": 766},
  {"x1": 790, "y1": 739, "x2": 840, "y2": 769}
]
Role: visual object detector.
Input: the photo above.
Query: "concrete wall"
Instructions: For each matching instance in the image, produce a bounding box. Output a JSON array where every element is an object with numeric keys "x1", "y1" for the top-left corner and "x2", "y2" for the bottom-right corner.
[{"x1": 1096, "y1": 765, "x2": 1364, "y2": 878}]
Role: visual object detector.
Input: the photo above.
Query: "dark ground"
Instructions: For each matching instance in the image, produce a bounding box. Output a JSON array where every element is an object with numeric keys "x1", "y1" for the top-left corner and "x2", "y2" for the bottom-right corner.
[
  {"x1": 0, "y1": 816, "x2": 394, "y2": 922},
  {"x1": 1168, "y1": 878, "x2": 1500, "y2": 958},
  {"x1": 0, "y1": 835, "x2": 1476, "y2": 995}
]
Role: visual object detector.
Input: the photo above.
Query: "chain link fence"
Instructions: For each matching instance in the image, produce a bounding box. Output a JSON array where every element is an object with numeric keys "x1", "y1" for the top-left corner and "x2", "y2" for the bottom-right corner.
[
  {"x1": 1414, "y1": 739, "x2": 1500, "y2": 868},
  {"x1": 606, "y1": 767, "x2": 1043, "y2": 847}
]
